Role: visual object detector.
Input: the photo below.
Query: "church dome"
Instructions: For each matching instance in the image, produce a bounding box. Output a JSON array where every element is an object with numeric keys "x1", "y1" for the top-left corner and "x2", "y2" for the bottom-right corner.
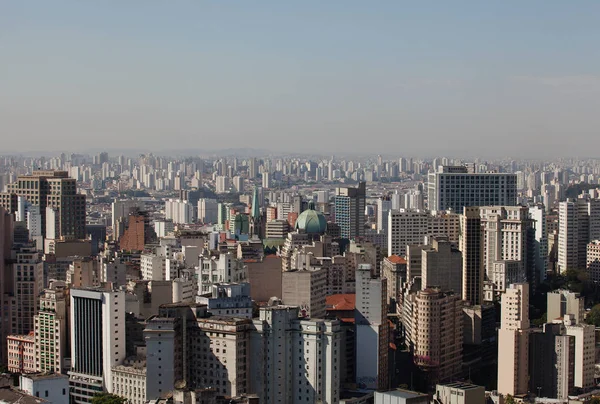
[{"x1": 295, "y1": 201, "x2": 327, "y2": 234}]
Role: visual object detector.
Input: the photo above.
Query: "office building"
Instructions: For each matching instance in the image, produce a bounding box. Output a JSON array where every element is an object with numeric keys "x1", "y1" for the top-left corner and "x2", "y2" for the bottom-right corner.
[
  {"x1": 145, "y1": 304, "x2": 253, "y2": 400},
  {"x1": 497, "y1": 283, "x2": 530, "y2": 397},
  {"x1": 69, "y1": 288, "x2": 126, "y2": 403},
  {"x1": 403, "y1": 289, "x2": 463, "y2": 385},
  {"x1": 334, "y1": 182, "x2": 366, "y2": 239},
  {"x1": 2, "y1": 170, "x2": 86, "y2": 240},
  {"x1": 427, "y1": 166, "x2": 517, "y2": 212},
  {"x1": 281, "y1": 269, "x2": 327, "y2": 319},
  {"x1": 421, "y1": 237, "x2": 462, "y2": 294},
  {"x1": 480, "y1": 206, "x2": 536, "y2": 292},
  {"x1": 387, "y1": 209, "x2": 429, "y2": 257},
  {"x1": 460, "y1": 207, "x2": 483, "y2": 305},
  {"x1": 10, "y1": 246, "x2": 43, "y2": 336},
  {"x1": 563, "y1": 315, "x2": 595, "y2": 391}
]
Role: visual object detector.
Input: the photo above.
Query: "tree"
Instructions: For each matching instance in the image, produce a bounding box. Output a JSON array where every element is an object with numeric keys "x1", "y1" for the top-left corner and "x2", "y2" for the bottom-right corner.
[
  {"x1": 91, "y1": 393, "x2": 126, "y2": 404},
  {"x1": 505, "y1": 395, "x2": 515, "y2": 404},
  {"x1": 586, "y1": 304, "x2": 600, "y2": 327}
]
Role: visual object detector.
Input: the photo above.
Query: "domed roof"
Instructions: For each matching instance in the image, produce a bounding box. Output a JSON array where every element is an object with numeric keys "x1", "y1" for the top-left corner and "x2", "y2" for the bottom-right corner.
[{"x1": 295, "y1": 202, "x2": 327, "y2": 234}]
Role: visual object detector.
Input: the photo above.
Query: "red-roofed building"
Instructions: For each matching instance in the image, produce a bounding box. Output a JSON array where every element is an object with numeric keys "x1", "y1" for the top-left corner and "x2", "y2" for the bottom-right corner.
[{"x1": 326, "y1": 294, "x2": 356, "y2": 322}]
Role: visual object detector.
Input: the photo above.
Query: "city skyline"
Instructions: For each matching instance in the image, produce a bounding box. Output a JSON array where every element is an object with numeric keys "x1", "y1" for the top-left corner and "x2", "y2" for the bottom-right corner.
[{"x1": 3, "y1": 1, "x2": 600, "y2": 158}]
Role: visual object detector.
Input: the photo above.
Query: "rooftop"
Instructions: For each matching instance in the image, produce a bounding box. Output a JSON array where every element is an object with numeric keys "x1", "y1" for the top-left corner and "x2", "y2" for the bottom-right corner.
[
  {"x1": 0, "y1": 387, "x2": 49, "y2": 404},
  {"x1": 387, "y1": 255, "x2": 407, "y2": 264},
  {"x1": 326, "y1": 294, "x2": 356, "y2": 311},
  {"x1": 378, "y1": 389, "x2": 428, "y2": 399}
]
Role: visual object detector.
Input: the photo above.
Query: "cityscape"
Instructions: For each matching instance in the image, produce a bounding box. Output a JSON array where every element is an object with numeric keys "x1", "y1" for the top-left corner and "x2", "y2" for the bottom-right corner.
[
  {"x1": 4, "y1": 2, "x2": 600, "y2": 404},
  {"x1": 0, "y1": 153, "x2": 600, "y2": 404}
]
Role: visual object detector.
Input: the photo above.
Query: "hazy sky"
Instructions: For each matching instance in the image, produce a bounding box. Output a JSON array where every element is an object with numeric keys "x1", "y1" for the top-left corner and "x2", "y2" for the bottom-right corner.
[{"x1": 2, "y1": 1, "x2": 600, "y2": 158}]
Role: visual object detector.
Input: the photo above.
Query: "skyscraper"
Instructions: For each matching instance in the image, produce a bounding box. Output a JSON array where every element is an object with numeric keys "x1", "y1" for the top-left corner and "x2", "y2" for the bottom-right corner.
[
  {"x1": 460, "y1": 207, "x2": 483, "y2": 305},
  {"x1": 69, "y1": 288, "x2": 125, "y2": 403},
  {"x1": 427, "y1": 166, "x2": 517, "y2": 212},
  {"x1": 334, "y1": 182, "x2": 366, "y2": 240},
  {"x1": 497, "y1": 283, "x2": 530, "y2": 397},
  {"x1": 2, "y1": 170, "x2": 86, "y2": 240}
]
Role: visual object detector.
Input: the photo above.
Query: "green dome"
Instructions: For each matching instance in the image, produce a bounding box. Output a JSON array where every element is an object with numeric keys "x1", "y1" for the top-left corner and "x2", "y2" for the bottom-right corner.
[{"x1": 295, "y1": 202, "x2": 327, "y2": 234}]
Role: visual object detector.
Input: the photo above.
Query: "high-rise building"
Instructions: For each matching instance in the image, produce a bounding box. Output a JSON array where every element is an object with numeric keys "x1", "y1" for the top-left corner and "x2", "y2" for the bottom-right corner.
[
  {"x1": 0, "y1": 207, "x2": 14, "y2": 363},
  {"x1": 529, "y1": 206, "x2": 548, "y2": 281},
  {"x1": 377, "y1": 196, "x2": 392, "y2": 234},
  {"x1": 387, "y1": 209, "x2": 429, "y2": 257},
  {"x1": 558, "y1": 199, "x2": 600, "y2": 273},
  {"x1": 164, "y1": 198, "x2": 195, "y2": 224},
  {"x1": 281, "y1": 269, "x2": 327, "y2": 319},
  {"x1": 529, "y1": 323, "x2": 574, "y2": 399},
  {"x1": 144, "y1": 303, "x2": 254, "y2": 400},
  {"x1": 587, "y1": 240, "x2": 600, "y2": 282},
  {"x1": 421, "y1": 237, "x2": 462, "y2": 294},
  {"x1": 34, "y1": 282, "x2": 68, "y2": 373},
  {"x1": 198, "y1": 198, "x2": 218, "y2": 224},
  {"x1": 9, "y1": 245, "x2": 43, "y2": 336},
  {"x1": 334, "y1": 182, "x2": 366, "y2": 240},
  {"x1": 355, "y1": 264, "x2": 389, "y2": 390},
  {"x1": 460, "y1": 207, "x2": 483, "y2": 305},
  {"x1": 69, "y1": 288, "x2": 126, "y2": 403},
  {"x1": 1, "y1": 171, "x2": 86, "y2": 239},
  {"x1": 480, "y1": 206, "x2": 536, "y2": 293},
  {"x1": 262, "y1": 172, "x2": 271, "y2": 189},
  {"x1": 215, "y1": 175, "x2": 230, "y2": 194},
  {"x1": 564, "y1": 316, "x2": 595, "y2": 391},
  {"x1": 497, "y1": 283, "x2": 530, "y2": 397},
  {"x1": 250, "y1": 305, "x2": 341, "y2": 404},
  {"x1": 427, "y1": 166, "x2": 517, "y2": 212},
  {"x1": 403, "y1": 288, "x2": 463, "y2": 386}
]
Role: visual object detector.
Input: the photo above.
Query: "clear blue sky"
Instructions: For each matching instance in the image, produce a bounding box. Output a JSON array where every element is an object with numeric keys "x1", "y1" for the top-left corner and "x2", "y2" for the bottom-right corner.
[{"x1": 2, "y1": 1, "x2": 600, "y2": 157}]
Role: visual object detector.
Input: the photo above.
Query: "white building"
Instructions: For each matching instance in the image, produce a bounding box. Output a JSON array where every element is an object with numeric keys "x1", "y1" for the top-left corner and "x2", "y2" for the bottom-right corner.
[
  {"x1": 497, "y1": 283, "x2": 530, "y2": 397},
  {"x1": 196, "y1": 283, "x2": 253, "y2": 319},
  {"x1": 427, "y1": 165, "x2": 517, "y2": 212},
  {"x1": 69, "y1": 288, "x2": 126, "y2": 403},
  {"x1": 558, "y1": 198, "x2": 600, "y2": 273},
  {"x1": 480, "y1": 206, "x2": 534, "y2": 290},
  {"x1": 215, "y1": 176, "x2": 230, "y2": 194},
  {"x1": 250, "y1": 305, "x2": 341, "y2": 404},
  {"x1": 164, "y1": 199, "x2": 195, "y2": 224},
  {"x1": 111, "y1": 359, "x2": 146, "y2": 404},
  {"x1": 20, "y1": 373, "x2": 70, "y2": 404},
  {"x1": 196, "y1": 253, "x2": 248, "y2": 295},
  {"x1": 141, "y1": 252, "x2": 167, "y2": 281},
  {"x1": 262, "y1": 172, "x2": 271, "y2": 189}
]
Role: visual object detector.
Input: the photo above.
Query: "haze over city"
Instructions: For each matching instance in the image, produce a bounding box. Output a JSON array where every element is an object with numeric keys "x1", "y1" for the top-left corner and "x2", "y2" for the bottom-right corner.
[{"x1": 3, "y1": 1, "x2": 600, "y2": 157}]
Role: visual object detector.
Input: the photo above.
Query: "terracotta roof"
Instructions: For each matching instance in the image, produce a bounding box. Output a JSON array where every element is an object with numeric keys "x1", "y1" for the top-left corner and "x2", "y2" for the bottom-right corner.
[
  {"x1": 326, "y1": 294, "x2": 356, "y2": 311},
  {"x1": 387, "y1": 255, "x2": 407, "y2": 264}
]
